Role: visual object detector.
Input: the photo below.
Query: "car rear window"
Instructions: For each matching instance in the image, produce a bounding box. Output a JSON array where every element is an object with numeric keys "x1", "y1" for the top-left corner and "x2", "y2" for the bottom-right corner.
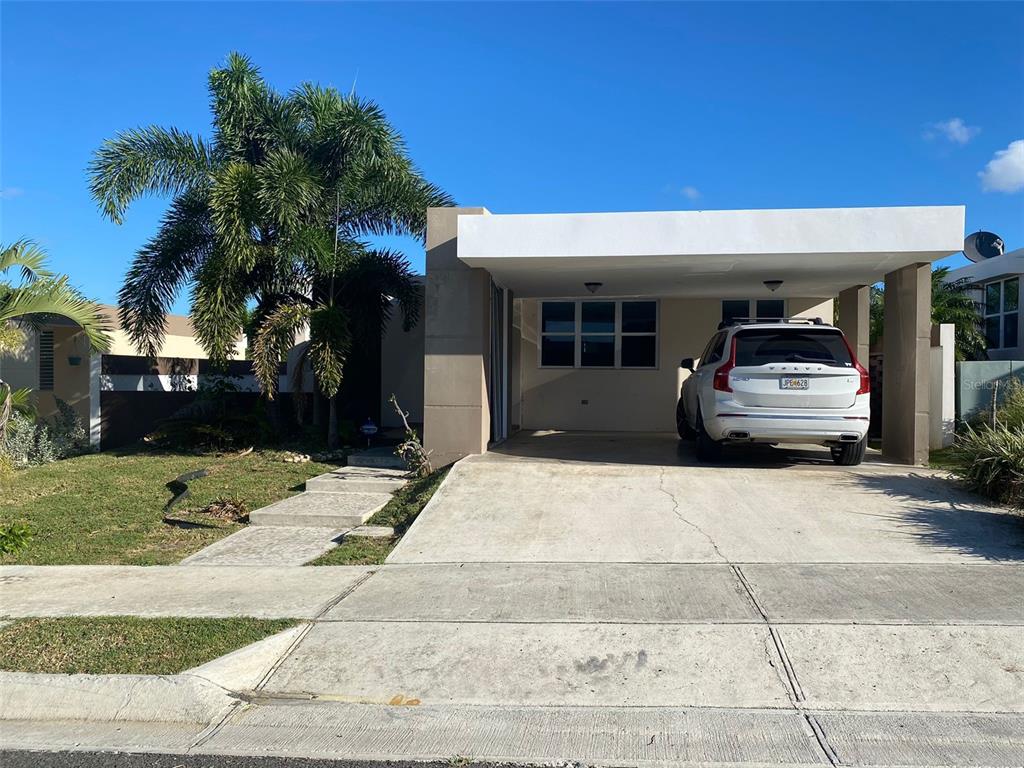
[{"x1": 733, "y1": 329, "x2": 854, "y2": 367}]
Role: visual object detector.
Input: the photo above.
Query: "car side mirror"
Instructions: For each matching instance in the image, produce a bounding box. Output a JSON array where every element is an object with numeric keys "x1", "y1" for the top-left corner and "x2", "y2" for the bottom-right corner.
[{"x1": 680, "y1": 357, "x2": 695, "y2": 372}]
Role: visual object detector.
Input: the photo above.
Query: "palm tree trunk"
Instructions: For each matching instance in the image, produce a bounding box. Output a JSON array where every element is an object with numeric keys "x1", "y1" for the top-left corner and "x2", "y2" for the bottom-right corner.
[{"x1": 327, "y1": 394, "x2": 339, "y2": 449}]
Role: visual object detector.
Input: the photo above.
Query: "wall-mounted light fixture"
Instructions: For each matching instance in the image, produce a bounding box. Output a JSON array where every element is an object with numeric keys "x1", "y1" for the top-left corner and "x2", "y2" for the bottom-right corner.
[
  {"x1": 584, "y1": 282, "x2": 603, "y2": 294},
  {"x1": 763, "y1": 280, "x2": 784, "y2": 293}
]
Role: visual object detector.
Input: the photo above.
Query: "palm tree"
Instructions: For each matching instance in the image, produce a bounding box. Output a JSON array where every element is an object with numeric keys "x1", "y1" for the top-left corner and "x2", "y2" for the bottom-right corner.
[
  {"x1": 868, "y1": 266, "x2": 986, "y2": 361},
  {"x1": 931, "y1": 267, "x2": 987, "y2": 360},
  {"x1": 1, "y1": 240, "x2": 112, "y2": 436},
  {"x1": 89, "y1": 53, "x2": 453, "y2": 447}
]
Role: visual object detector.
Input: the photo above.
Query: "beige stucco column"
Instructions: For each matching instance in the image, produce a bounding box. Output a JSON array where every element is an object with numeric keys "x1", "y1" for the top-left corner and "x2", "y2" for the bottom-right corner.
[
  {"x1": 836, "y1": 285, "x2": 870, "y2": 365},
  {"x1": 423, "y1": 206, "x2": 492, "y2": 467},
  {"x1": 882, "y1": 263, "x2": 931, "y2": 465}
]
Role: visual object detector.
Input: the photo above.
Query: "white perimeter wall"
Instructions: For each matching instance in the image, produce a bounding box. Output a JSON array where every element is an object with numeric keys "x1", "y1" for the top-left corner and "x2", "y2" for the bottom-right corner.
[{"x1": 515, "y1": 297, "x2": 832, "y2": 432}]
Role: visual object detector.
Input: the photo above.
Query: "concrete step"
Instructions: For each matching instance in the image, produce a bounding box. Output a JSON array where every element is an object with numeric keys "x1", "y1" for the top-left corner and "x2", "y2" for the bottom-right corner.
[
  {"x1": 179, "y1": 526, "x2": 343, "y2": 567},
  {"x1": 249, "y1": 491, "x2": 392, "y2": 528},
  {"x1": 346, "y1": 446, "x2": 407, "y2": 470},
  {"x1": 306, "y1": 466, "x2": 408, "y2": 494}
]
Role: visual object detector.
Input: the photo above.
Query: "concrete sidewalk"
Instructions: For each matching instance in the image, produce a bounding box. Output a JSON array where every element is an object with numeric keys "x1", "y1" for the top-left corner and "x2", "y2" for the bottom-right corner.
[{"x1": 0, "y1": 565, "x2": 372, "y2": 618}]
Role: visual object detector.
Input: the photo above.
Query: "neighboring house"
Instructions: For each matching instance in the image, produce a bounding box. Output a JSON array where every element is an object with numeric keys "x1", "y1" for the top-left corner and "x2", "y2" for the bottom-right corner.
[
  {"x1": 0, "y1": 306, "x2": 247, "y2": 448},
  {"x1": 418, "y1": 205, "x2": 967, "y2": 466},
  {"x1": 0, "y1": 301, "x2": 425, "y2": 450},
  {"x1": 942, "y1": 246, "x2": 1023, "y2": 360}
]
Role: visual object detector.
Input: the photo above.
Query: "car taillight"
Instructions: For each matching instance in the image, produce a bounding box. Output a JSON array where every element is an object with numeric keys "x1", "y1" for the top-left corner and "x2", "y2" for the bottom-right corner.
[
  {"x1": 713, "y1": 338, "x2": 736, "y2": 392},
  {"x1": 841, "y1": 336, "x2": 870, "y2": 395}
]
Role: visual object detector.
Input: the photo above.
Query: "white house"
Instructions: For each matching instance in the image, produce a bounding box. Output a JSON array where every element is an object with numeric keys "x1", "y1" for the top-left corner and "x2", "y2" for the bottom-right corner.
[
  {"x1": 942, "y1": 245, "x2": 1022, "y2": 361},
  {"x1": 422, "y1": 205, "x2": 966, "y2": 467}
]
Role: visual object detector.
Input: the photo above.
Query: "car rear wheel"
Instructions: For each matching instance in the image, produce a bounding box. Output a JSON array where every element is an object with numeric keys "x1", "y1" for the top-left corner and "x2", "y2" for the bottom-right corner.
[
  {"x1": 676, "y1": 399, "x2": 695, "y2": 440},
  {"x1": 831, "y1": 438, "x2": 866, "y2": 466},
  {"x1": 695, "y1": 410, "x2": 723, "y2": 462}
]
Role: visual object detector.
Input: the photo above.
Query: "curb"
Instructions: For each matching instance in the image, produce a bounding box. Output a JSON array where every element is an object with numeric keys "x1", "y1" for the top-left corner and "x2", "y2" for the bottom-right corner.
[{"x1": 0, "y1": 671, "x2": 240, "y2": 725}]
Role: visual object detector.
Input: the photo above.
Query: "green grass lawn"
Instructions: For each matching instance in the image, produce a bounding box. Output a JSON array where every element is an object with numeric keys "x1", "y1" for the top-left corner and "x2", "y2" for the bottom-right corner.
[
  {"x1": 0, "y1": 617, "x2": 297, "y2": 675},
  {"x1": 0, "y1": 449, "x2": 339, "y2": 565},
  {"x1": 309, "y1": 466, "x2": 449, "y2": 565}
]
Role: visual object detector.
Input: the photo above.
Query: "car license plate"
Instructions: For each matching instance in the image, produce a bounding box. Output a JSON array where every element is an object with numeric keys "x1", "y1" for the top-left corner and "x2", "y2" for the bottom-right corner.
[{"x1": 780, "y1": 377, "x2": 810, "y2": 390}]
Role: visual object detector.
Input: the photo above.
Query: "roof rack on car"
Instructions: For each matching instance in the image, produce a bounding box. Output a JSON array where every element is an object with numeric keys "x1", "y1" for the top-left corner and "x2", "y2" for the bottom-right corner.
[{"x1": 717, "y1": 317, "x2": 826, "y2": 330}]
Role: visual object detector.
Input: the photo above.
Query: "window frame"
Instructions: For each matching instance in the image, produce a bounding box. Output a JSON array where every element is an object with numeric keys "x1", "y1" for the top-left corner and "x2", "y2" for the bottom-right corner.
[
  {"x1": 538, "y1": 299, "x2": 659, "y2": 369},
  {"x1": 721, "y1": 299, "x2": 788, "y2": 325},
  {"x1": 983, "y1": 277, "x2": 1020, "y2": 350}
]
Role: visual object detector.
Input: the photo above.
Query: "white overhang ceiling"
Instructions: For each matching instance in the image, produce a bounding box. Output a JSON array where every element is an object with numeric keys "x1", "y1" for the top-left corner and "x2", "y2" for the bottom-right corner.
[{"x1": 456, "y1": 206, "x2": 966, "y2": 298}]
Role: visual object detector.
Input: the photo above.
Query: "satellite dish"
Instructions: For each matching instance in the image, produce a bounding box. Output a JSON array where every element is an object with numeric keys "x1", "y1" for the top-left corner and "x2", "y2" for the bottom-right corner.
[{"x1": 964, "y1": 231, "x2": 1005, "y2": 262}]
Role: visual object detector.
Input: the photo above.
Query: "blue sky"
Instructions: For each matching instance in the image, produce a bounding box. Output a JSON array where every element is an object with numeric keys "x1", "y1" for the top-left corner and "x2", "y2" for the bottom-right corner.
[{"x1": 2, "y1": 1, "x2": 1023, "y2": 314}]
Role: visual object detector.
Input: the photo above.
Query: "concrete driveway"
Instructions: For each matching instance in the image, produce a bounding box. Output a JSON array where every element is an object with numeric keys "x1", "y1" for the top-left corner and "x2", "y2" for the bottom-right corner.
[
  {"x1": 6, "y1": 432, "x2": 1022, "y2": 766},
  {"x1": 260, "y1": 432, "x2": 1024, "y2": 765}
]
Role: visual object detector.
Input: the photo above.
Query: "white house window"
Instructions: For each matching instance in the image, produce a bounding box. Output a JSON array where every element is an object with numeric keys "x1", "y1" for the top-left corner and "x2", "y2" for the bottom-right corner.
[
  {"x1": 721, "y1": 299, "x2": 786, "y2": 325},
  {"x1": 984, "y1": 277, "x2": 1019, "y2": 350},
  {"x1": 540, "y1": 300, "x2": 658, "y2": 368}
]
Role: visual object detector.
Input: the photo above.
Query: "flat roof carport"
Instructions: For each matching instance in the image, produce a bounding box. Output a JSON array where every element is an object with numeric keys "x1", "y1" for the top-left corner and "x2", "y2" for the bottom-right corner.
[{"x1": 424, "y1": 205, "x2": 966, "y2": 466}]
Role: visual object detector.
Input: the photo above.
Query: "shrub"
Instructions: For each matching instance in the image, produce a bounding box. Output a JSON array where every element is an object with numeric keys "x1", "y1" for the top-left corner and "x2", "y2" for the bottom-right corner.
[
  {"x1": 968, "y1": 377, "x2": 1024, "y2": 432},
  {"x1": 0, "y1": 523, "x2": 32, "y2": 556},
  {"x1": 146, "y1": 375, "x2": 271, "y2": 451},
  {"x1": 0, "y1": 399, "x2": 87, "y2": 468},
  {"x1": 949, "y1": 425, "x2": 1024, "y2": 509}
]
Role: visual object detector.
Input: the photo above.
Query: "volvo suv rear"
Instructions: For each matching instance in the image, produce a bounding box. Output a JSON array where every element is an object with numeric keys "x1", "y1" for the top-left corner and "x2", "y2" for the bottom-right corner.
[{"x1": 676, "y1": 318, "x2": 870, "y2": 465}]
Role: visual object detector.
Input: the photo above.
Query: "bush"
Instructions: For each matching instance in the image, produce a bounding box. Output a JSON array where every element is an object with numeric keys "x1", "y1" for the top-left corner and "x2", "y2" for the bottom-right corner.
[
  {"x1": 968, "y1": 377, "x2": 1024, "y2": 432},
  {"x1": 146, "y1": 375, "x2": 271, "y2": 451},
  {"x1": 949, "y1": 425, "x2": 1024, "y2": 509},
  {"x1": 0, "y1": 399, "x2": 87, "y2": 468}
]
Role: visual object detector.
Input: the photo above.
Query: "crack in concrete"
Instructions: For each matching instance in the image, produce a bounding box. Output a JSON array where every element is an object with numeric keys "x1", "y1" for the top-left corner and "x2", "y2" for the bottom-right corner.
[{"x1": 657, "y1": 468, "x2": 728, "y2": 562}]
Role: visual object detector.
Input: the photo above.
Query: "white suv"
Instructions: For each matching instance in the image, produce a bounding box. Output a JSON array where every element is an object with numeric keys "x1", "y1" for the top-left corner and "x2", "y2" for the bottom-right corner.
[{"x1": 677, "y1": 318, "x2": 871, "y2": 465}]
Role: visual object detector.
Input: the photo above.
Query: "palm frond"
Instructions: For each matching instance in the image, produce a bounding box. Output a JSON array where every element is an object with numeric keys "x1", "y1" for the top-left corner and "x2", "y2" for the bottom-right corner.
[
  {"x1": 208, "y1": 52, "x2": 273, "y2": 163},
  {"x1": 1, "y1": 239, "x2": 54, "y2": 283},
  {"x1": 308, "y1": 303, "x2": 351, "y2": 398},
  {"x1": 340, "y1": 248, "x2": 421, "y2": 334},
  {"x1": 339, "y1": 158, "x2": 455, "y2": 241},
  {"x1": 0, "y1": 276, "x2": 111, "y2": 352},
  {"x1": 189, "y1": 257, "x2": 250, "y2": 366},
  {"x1": 118, "y1": 191, "x2": 214, "y2": 357},
  {"x1": 932, "y1": 268, "x2": 987, "y2": 360},
  {"x1": 208, "y1": 161, "x2": 261, "y2": 270},
  {"x1": 255, "y1": 147, "x2": 322, "y2": 229},
  {"x1": 251, "y1": 301, "x2": 310, "y2": 398},
  {"x1": 89, "y1": 126, "x2": 215, "y2": 224}
]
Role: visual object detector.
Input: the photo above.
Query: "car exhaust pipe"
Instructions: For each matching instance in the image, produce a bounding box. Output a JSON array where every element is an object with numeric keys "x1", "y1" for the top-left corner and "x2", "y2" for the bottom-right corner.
[
  {"x1": 727, "y1": 430, "x2": 750, "y2": 440},
  {"x1": 839, "y1": 433, "x2": 860, "y2": 443}
]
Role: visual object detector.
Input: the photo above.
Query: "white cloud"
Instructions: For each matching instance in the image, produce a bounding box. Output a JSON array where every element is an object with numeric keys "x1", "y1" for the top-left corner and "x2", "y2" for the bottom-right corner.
[
  {"x1": 979, "y1": 139, "x2": 1024, "y2": 193},
  {"x1": 0, "y1": 187, "x2": 24, "y2": 199},
  {"x1": 924, "y1": 117, "x2": 980, "y2": 145},
  {"x1": 680, "y1": 185, "x2": 700, "y2": 201}
]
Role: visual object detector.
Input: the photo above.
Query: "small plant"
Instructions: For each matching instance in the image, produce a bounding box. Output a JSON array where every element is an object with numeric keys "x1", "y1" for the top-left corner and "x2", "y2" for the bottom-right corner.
[
  {"x1": 388, "y1": 393, "x2": 432, "y2": 478},
  {"x1": 967, "y1": 377, "x2": 1024, "y2": 432},
  {"x1": 0, "y1": 399, "x2": 87, "y2": 468},
  {"x1": 949, "y1": 425, "x2": 1024, "y2": 509},
  {"x1": 0, "y1": 523, "x2": 32, "y2": 556}
]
